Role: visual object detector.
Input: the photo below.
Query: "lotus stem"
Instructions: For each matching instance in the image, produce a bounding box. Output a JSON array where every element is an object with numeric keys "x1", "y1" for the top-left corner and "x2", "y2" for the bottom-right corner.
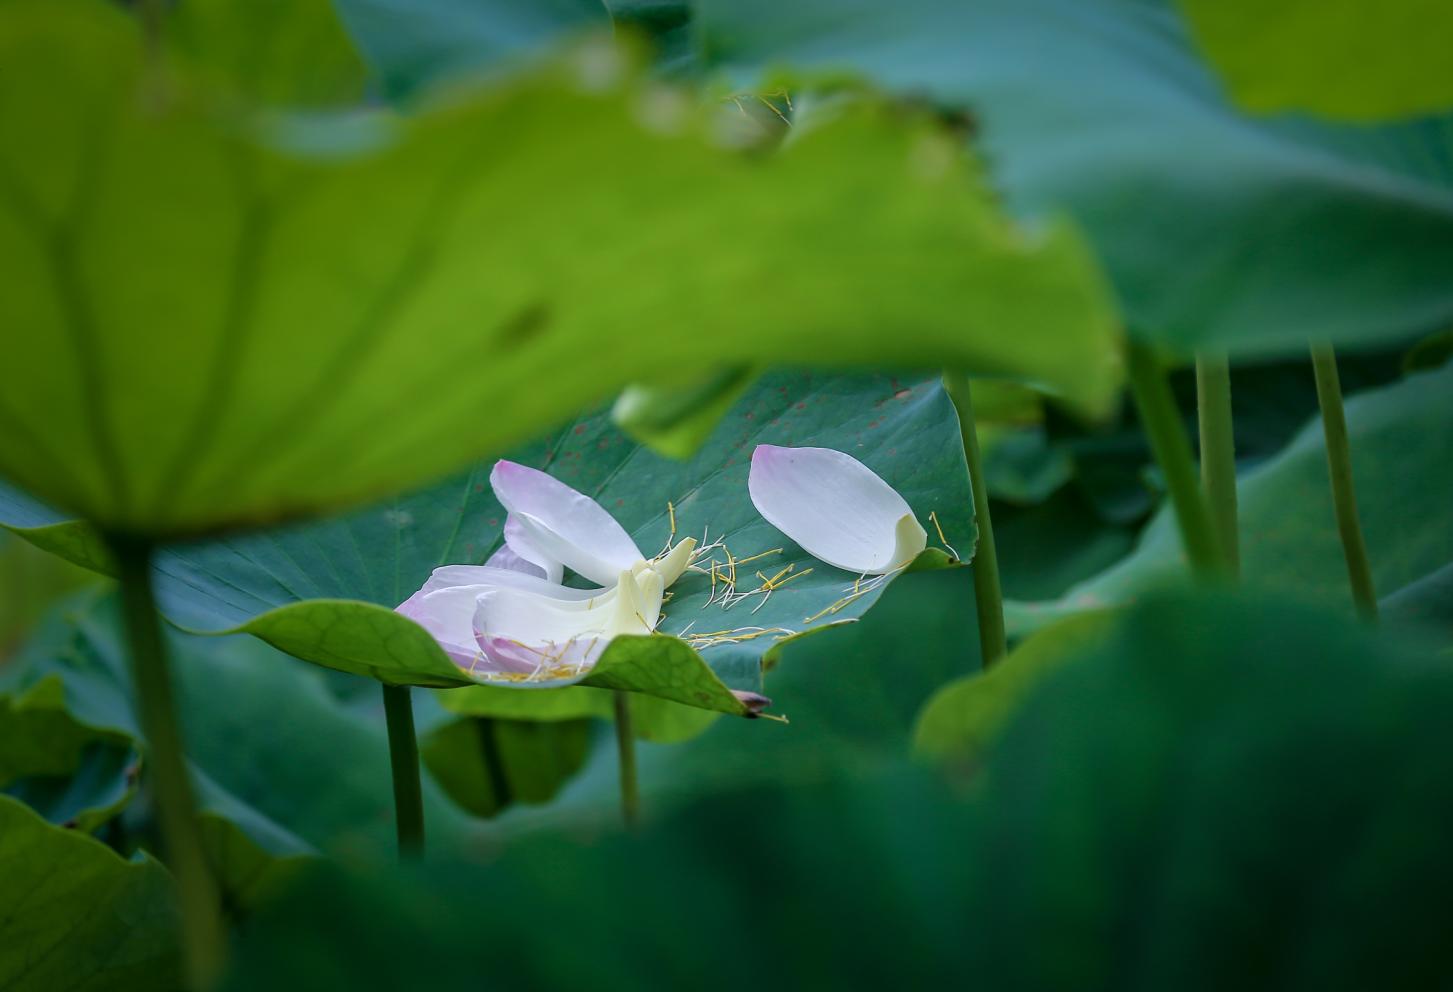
[
  {"x1": 1195, "y1": 351, "x2": 1240, "y2": 576},
  {"x1": 1310, "y1": 342, "x2": 1378, "y2": 619},
  {"x1": 381, "y1": 684, "x2": 425, "y2": 859},
  {"x1": 612, "y1": 691, "x2": 639, "y2": 828},
  {"x1": 1126, "y1": 341, "x2": 1225, "y2": 577},
  {"x1": 110, "y1": 535, "x2": 225, "y2": 990},
  {"x1": 943, "y1": 370, "x2": 1007, "y2": 667}
]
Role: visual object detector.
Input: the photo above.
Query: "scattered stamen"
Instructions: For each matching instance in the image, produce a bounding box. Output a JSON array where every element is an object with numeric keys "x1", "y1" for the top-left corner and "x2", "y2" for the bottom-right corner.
[{"x1": 928, "y1": 510, "x2": 959, "y2": 561}]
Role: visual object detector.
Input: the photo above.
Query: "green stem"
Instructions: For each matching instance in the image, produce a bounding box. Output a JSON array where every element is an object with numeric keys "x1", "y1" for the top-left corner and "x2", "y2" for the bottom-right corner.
[
  {"x1": 110, "y1": 535, "x2": 225, "y2": 991},
  {"x1": 1126, "y1": 341, "x2": 1225, "y2": 577},
  {"x1": 612, "y1": 692, "x2": 639, "y2": 828},
  {"x1": 942, "y1": 371, "x2": 1007, "y2": 668},
  {"x1": 1310, "y1": 342, "x2": 1379, "y2": 619},
  {"x1": 1195, "y1": 352, "x2": 1240, "y2": 576},
  {"x1": 381, "y1": 684, "x2": 425, "y2": 860}
]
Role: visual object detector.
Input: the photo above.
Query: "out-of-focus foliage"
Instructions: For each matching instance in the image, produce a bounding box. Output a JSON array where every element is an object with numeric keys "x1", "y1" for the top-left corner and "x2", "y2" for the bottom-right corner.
[
  {"x1": 336, "y1": 0, "x2": 608, "y2": 97},
  {"x1": 0, "y1": 592, "x2": 493, "y2": 894},
  {"x1": 693, "y1": 0, "x2": 1453, "y2": 357},
  {"x1": 420, "y1": 716, "x2": 592, "y2": 818},
  {"x1": 0, "y1": 530, "x2": 95, "y2": 659},
  {"x1": 1, "y1": 374, "x2": 973, "y2": 722},
  {"x1": 912, "y1": 610, "x2": 1112, "y2": 765},
  {"x1": 1009, "y1": 362, "x2": 1453, "y2": 637},
  {"x1": 0, "y1": 0, "x2": 1118, "y2": 538},
  {"x1": 221, "y1": 591, "x2": 1453, "y2": 991},
  {"x1": 1178, "y1": 0, "x2": 1453, "y2": 121},
  {"x1": 0, "y1": 795, "x2": 180, "y2": 992}
]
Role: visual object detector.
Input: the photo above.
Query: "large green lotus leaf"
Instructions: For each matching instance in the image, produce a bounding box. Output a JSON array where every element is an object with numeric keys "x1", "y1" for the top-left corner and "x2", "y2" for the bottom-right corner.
[
  {"x1": 222, "y1": 592, "x2": 1453, "y2": 990},
  {"x1": 1007, "y1": 363, "x2": 1453, "y2": 637},
  {"x1": 0, "y1": 2, "x2": 1118, "y2": 539},
  {"x1": 0, "y1": 795, "x2": 180, "y2": 992},
  {"x1": 2, "y1": 590, "x2": 487, "y2": 886},
  {"x1": 1178, "y1": 0, "x2": 1453, "y2": 121},
  {"x1": 693, "y1": 0, "x2": 1453, "y2": 357},
  {"x1": 2, "y1": 372, "x2": 975, "y2": 720}
]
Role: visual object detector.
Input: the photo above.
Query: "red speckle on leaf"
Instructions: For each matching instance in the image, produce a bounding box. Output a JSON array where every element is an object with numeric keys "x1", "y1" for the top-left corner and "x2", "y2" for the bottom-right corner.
[
  {"x1": 745, "y1": 411, "x2": 754, "y2": 420},
  {"x1": 473, "y1": 483, "x2": 484, "y2": 493},
  {"x1": 868, "y1": 420, "x2": 880, "y2": 428},
  {"x1": 487, "y1": 517, "x2": 498, "y2": 527},
  {"x1": 795, "y1": 402, "x2": 806, "y2": 411},
  {"x1": 770, "y1": 419, "x2": 779, "y2": 427},
  {"x1": 598, "y1": 439, "x2": 610, "y2": 450},
  {"x1": 894, "y1": 389, "x2": 912, "y2": 401},
  {"x1": 615, "y1": 498, "x2": 625, "y2": 508},
  {"x1": 573, "y1": 424, "x2": 586, "y2": 435}
]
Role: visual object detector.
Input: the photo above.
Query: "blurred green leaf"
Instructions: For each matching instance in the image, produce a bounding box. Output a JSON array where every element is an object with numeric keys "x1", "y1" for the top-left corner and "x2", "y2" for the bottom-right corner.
[
  {"x1": 336, "y1": 0, "x2": 609, "y2": 98},
  {"x1": 0, "y1": 2, "x2": 1118, "y2": 538},
  {"x1": 1178, "y1": 0, "x2": 1453, "y2": 121},
  {"x1": 224, "y1": 589, "x2": 1453, "y2": 991},
  {"x1": 0, "y1": 795, "x2": 180, "y2": 992},
  {"x1": 912, "y1": 610, "x2": 1113, "y2": 765},
  {"x1": 972, "y1": 590, "x2": 1453, "y2": 989},
  {"x1": 168, "y1": 0, "x2": 368, "y2": 106},
  {"x1": 0, "y1": 675, "x2": 137, "y2": 833},
  {"x1": 694, "y1": 0, "x2": 1453, "y2": 356},
  {"x1": 611, "y1": 365, "x2": 757, "y2": 459},
  {"x1": 1009, "y1": 363, "x2": 1453, "y2": 636},
  {"x1": 420, "y1": 715, "x2": 591, "y2": 817},
  {"x1": 0, "y1": 529, "x2": 99, "y2": 657},
  {"x1": 3, "y1": 591, "x2": 487, "y2": 881}
]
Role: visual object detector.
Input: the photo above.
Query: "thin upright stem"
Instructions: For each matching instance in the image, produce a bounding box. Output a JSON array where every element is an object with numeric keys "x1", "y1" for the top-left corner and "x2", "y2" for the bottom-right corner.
[
  {"x1": 1126, "y1": 341, "x2": 1225, "y2": 578},
  {"x1": 942, "y1": 371, "x2": 1007, "y2": 667},
  {"x1": 110, "y1": 535, "x2": 225, "y2": 991},
  {"x1": 1195, "y1": 352, "x2": 1240, "y2": 576},
  {"x1": 1310, "y1": 342, "x2": 1378, "y2": 619},
  {"x1": 381, "y1": 684, "x2": 425, "y2": 860},
  {"x1": 612, "y1": 691, "x2": 639, "y2": 828}
]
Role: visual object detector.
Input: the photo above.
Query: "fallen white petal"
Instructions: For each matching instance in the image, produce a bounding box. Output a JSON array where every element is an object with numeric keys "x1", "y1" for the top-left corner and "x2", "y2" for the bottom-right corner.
[
  {"x1": 490, "y1": 460, "x2": 641, "y2": 586},
  {"x1": 748, "y1": 444, "x2": 927, "y2": 574}
]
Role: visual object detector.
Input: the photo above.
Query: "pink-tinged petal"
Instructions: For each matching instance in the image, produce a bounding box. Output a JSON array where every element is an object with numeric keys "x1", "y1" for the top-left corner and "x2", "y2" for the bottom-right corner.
[
  {"x1": 395, "y1": 585, "x2": 485, "y2": 668},
  {"x1": 501, "y1": 515, "x2": 564, "y2": 583},
  {"x1": 485, "y1": 542, "x2": 549, "y2": 580},
  {"x1": 475, "y1": 634, "x2": 605, "y2": 675},
  {"x1": 748, "y1": 444, "x2": 927, "y2": 574},
  {"x1": 490, "y1": 460, "x2": 641, "y2": 585}
]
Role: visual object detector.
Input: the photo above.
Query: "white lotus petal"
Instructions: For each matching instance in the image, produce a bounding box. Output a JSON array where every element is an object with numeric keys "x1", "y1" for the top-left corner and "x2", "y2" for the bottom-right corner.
[
  {"x1": 490, "y1": 460, "x2": 642, "y2": 585},
  {"x1": 485, "y1": 542, "x2": 548, "y2": 580},
  {"x1": 748, "y1": 444, "x2": 927, "y2": 574},
  {"x1": 473, "y1": 584, "x2": 618, "y2": 646},
  {"x1": 414, "y1": 564, "x2": 608, "y2": 602},
  {"x1": 501, "y1": 514, "x2": 564, "y2": 583}
]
